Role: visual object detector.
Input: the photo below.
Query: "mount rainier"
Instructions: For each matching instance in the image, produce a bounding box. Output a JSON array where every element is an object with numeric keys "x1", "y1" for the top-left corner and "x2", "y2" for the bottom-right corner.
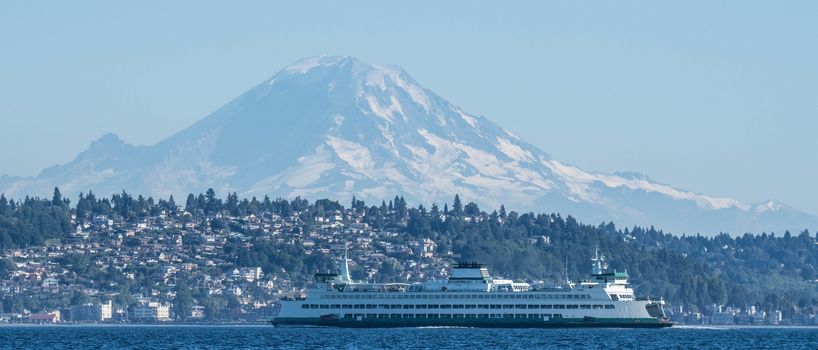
[{"x1": 2, "y1": 55, "x2": 816, "y2": 235}]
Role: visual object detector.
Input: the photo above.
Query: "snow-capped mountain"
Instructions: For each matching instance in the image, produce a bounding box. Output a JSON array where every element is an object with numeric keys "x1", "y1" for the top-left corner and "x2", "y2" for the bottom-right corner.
[{"x1": 2, "y1": 56, "x2": 816, "y2": 235}]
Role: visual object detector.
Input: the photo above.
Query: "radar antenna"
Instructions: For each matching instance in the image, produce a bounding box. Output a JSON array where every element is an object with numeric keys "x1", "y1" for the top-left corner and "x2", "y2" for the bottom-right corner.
[
  {"x1": 591, "y1": 247, "x2": 608, "y2": 275},
  {"x1": 338, "y1": 245, "x2": 352, "y2": 284},
  {"x1": 564, "y1": 257, "x2": 570, "y2": 285}
]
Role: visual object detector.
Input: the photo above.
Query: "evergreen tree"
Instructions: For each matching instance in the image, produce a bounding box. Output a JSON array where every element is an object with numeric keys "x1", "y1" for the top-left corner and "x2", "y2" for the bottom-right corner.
[
  {"x1": 185, "y1": 194, "x2": 197, "y2": 213},
  {"x1": 51, "y1": 187, "x2": 63, "y2": 207},
  {"x1": 173, "y1": 280, "x2": 194, "y2": 320},
  {"x1": 226, "y1": 192, "x2": 240, "y2": 216},
  {"x1": 430, "y1": 203, "x2": 440, "y2": 218},
  {"x1": 452, "y1": 194, "x2": 463, "y2": 216},
  {"x1": 204, "y1": 188, "x2": 220, "y2": 215},
  {"x1": 167, "y1": 195, "x2": 177, "y2": 214}
]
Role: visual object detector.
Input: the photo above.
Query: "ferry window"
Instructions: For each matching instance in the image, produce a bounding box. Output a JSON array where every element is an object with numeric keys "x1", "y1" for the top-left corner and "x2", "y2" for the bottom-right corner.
[
  {"x1": 343, "y1": 304, "x2": 353, "y2": 308},
  {"x1": 503, "y1": 314, "x2": 514, "y2": 319},
  {"x1": 354, "y1": 304, "x2": 365, "y2": 309},
  {"x1": 566, "y1": 295, "x2": 573, "y2": 299},
  {"x1": 515, "y1": 304, "x2": 526, "y2": 309},
  {"x1": 478, "y1": 314, "x2": 488, "y2": 318},
  {"x1": 428, "y1": 305, "x2": 439, "y2": 309},
  {"x1": 554, "y1": 305, "x2": 565, "y2": 309},
  {"x1": 593, "y1": 305, "x2": 603, "y2": 309},
  {"x1": 580, "y1": 305, "x2": 591, "y2": 309},
  {"x1": 570, "y1": 305, "x2": 579, "y2": 309},
  {"x1": 366, "y1": 304, "x2": 376, "y2": 309},
  {"x1": 490, "y1": 295, "x2": 497, "y2": 299},
  {"x1": 309, "y1": 304, "x2": 319, "y2": 309},
  {"x1": 453, "y1": 305, "x2": 464, "y2": 309},
  {"x1": 605, "y1": 305, "x2": 615, "y2": 309},
  {"x1": 503, "y1": 305, "x2": 514, "y2": 309},
  {"x1": 453, "y1": 314, "x2": 464, "y2": 319},
  {"x1": 440, "y1": 305, "x2": 452, "y2": 309},
  {"x1": 301, "y1": 304, "x2": 308, "y2": 309},
  {"x1": 320, "y1": 304, "x2": 329, "y2": 309},
  {"x1": 542, "y1": 305, "x2": 552, "y2": 309},
  {"x1": 390, "y1": 305, "x2": 401, "y2": 309},
  {"x1": 378, "y1": 314, "x2": 389, "y2": 319},
  {"x1": 331, "y1": 305, "x2": 341, "y2": 309},
  {"x1": 535, "y1": 294, "x2": 541, "y2": 299},
  {"x1": 528, "y1": 305, "x2": 539, "y2": 309},
  {"x1": 465, "y1": 305, "x2": 476, "y2": 309},
  {"x1": 366, "y1": 314, "x2": 376, "y2": 318},
  {"x1": 390, "y1": 314, "x2": 400, "y2": 319},
  {"x1": 416, "y1": 314, "x2": 427, "y2": 319},
  {"x1": 478, "y1": 305, "x2": 489, "y2": 309},
  {"x1": 416, "y1": 304, "x2": 427, "y2": 309},
  {"x1": 403, "y1": 305, "x2": 414, "y2": 309},
  {"x1": 403, "y1": 314, "x2": 412, "y2": 318}
]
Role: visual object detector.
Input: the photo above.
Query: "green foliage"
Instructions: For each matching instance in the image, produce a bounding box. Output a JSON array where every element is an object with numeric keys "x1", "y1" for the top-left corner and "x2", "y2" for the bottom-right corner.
[
  {"x1": 0, "y1": 193, "x2": 72, "y2": 248},
  {"x1": 173, "y1": 279, "x2": 194, "y2": 320},
  {"x1": 4, "y1": 188, "x2": 818, "y2": 312}
]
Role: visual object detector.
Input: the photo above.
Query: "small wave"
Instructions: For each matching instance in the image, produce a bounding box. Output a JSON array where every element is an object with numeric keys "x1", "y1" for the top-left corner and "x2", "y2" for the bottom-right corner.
[{"x1": 672, "y1": 325, "x2": 730, "y2": 330}]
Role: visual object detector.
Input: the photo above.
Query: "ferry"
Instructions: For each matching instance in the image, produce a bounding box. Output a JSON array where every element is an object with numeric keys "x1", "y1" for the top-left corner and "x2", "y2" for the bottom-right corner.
[{"x1": 271, "y1": 249, "x2": 671, "y2": 328}]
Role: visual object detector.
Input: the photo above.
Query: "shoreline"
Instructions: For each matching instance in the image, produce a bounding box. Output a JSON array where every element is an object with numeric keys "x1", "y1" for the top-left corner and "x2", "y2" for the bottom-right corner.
[{"x1": 3, "y1": 323, "x2": 818, "y2": 329}]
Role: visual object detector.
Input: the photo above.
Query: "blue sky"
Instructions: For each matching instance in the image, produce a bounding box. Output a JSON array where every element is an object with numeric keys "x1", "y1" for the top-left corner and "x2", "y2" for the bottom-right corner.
[{"x1": 1, "y1": 1, "x2": 816, "y2": 214}]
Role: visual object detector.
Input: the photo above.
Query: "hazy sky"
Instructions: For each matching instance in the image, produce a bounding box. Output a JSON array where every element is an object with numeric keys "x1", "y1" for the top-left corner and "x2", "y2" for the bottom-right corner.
[{"x1": 1, "y1": 1, "x2": 816, "y2": 214}]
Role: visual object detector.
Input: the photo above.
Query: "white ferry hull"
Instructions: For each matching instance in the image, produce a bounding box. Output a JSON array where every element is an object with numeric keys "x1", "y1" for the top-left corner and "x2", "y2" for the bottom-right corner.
[
  {"x1": 270, "y1": 316, "x2": 672, "y2": 328},
  {"x1": 273, "y1": 255, "x2": 671, "y2": 328}
]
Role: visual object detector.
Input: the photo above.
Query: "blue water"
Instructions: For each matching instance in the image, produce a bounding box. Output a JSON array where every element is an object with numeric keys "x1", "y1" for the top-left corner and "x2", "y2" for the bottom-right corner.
[{"x1": 1, "y1": 325, "x2": 817, "y2": 349}]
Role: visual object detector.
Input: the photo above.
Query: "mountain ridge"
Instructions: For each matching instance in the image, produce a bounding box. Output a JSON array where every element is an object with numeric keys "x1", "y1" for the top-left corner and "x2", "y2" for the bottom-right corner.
[{"x1": 2, "y1": 55, "x2": 816, "y2": 235}]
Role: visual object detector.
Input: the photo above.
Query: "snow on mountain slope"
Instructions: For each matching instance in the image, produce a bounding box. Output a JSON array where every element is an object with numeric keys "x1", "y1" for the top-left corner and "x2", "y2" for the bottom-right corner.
[{"x1": 2, "y1": 55, "x2": 816, "y2": 235}]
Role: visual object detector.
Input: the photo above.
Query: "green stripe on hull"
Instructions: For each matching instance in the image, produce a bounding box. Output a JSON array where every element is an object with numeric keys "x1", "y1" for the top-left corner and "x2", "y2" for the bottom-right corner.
[{"x1": 270, "y1": 317, "x2": 672, "y2": 328}]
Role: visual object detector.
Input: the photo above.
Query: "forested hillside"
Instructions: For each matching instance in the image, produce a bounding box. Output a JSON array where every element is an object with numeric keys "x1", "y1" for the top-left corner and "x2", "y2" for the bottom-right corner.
[{"x1": 2, "y1": 188, "x2": 817, "y2": 312}]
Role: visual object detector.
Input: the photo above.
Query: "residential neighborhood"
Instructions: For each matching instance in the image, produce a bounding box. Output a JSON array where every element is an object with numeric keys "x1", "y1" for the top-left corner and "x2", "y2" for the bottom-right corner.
[
  {"x1": 2, "y1": 191, "x2": 818, "y2": 326},
  {"x1": 0, "y1": 198, "x2": 454, "y2": 323}
]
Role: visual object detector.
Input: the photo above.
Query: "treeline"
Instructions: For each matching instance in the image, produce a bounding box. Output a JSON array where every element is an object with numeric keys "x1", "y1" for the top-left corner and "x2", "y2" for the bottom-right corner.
[{"x1": 0, "y1": 188, "x2": 72, "y2": 248}]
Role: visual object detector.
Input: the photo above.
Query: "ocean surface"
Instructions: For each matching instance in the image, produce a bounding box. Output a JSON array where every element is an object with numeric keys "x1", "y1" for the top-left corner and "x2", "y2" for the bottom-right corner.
[{"x1": 2, "y1": 325, "x2": 818, "y2": 349}]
